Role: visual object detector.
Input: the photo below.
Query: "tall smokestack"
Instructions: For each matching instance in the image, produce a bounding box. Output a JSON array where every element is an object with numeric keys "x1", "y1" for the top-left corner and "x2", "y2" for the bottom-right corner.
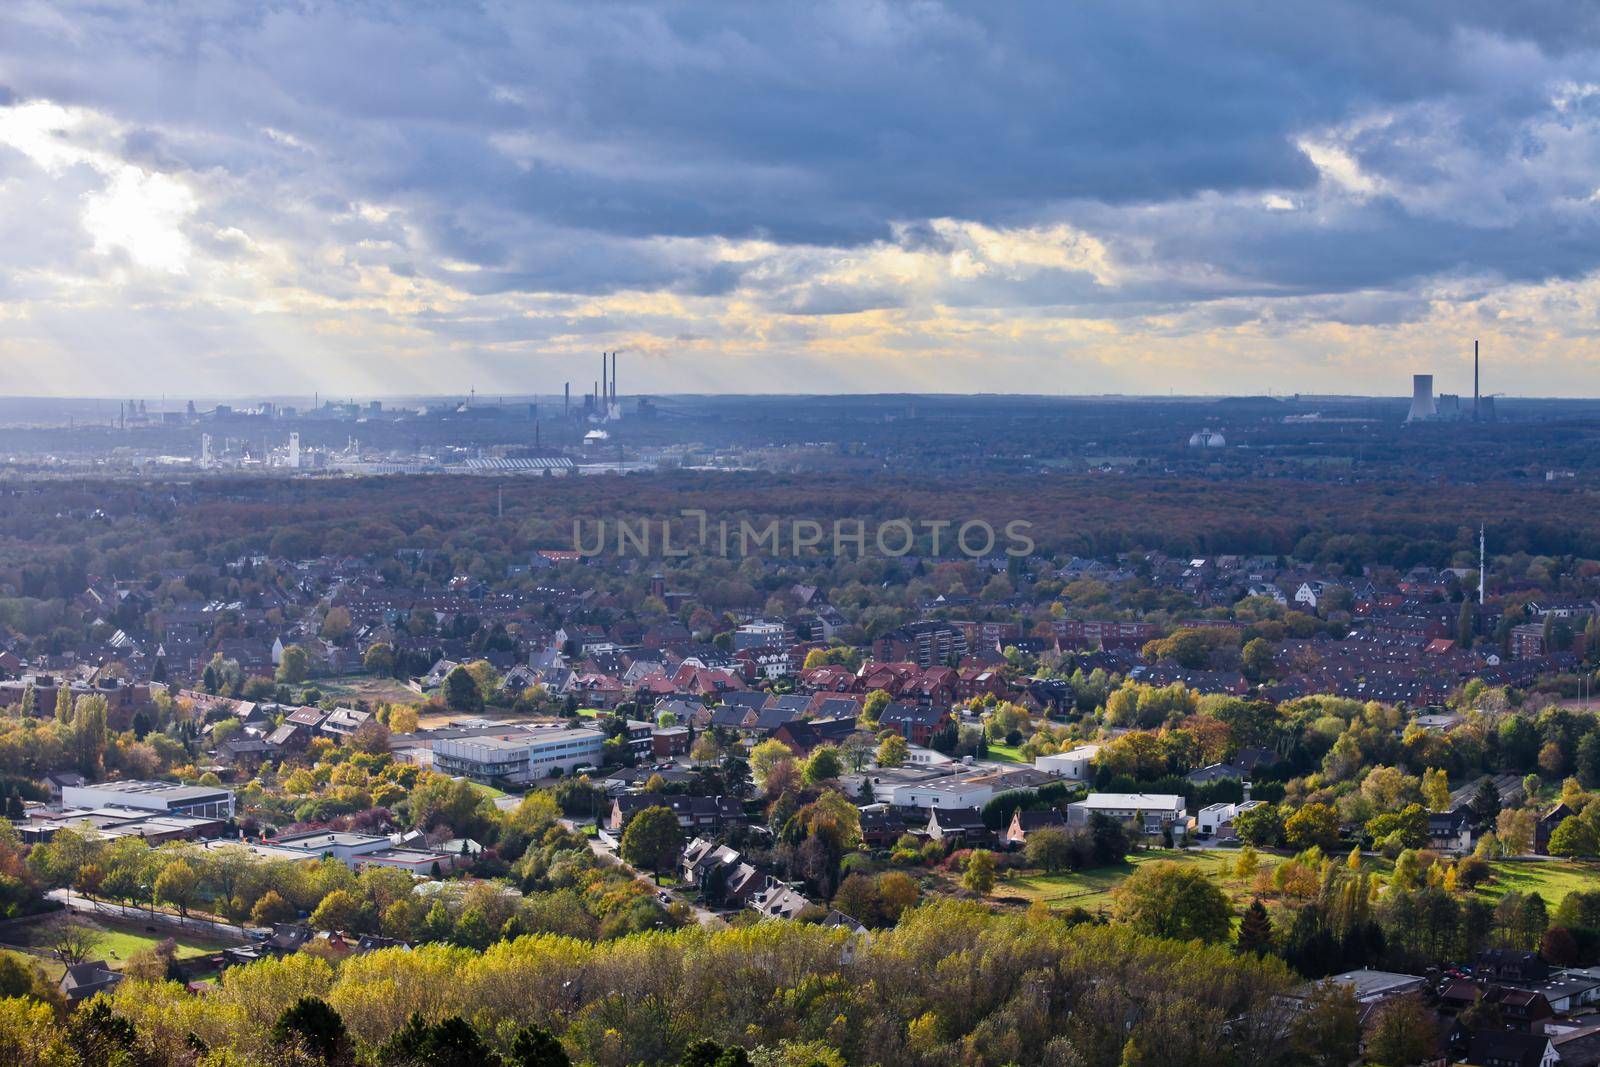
[
  {"x1": 602, "y1": 352, "x2": 608, "y2": 406},
  {"x1": 1473, "y1": 339, "x2": 1480, "y2": 422},
  {"x1": 611, "y1": 350, "x2": 618, "y2": 405},
  {"x1": 564, "y1": 382, "x2": 569, "y2": 417}
]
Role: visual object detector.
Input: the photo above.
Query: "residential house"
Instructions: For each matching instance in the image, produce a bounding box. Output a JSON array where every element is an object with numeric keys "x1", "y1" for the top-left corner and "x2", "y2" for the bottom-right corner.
[
  {"x1": 925, "y1": 806, "x2": 988, "y2": 844},
  {"x1": 606, "y1": 793, "x2": 745, "y2": 834},
  {"x1": 1427, "y1": 807, "x2": 1477, "y2": 853},
  {"x1": 1003, "y1": 808, "x2": 1067, "y2": 847},
  {"x1": 1461, "y1": 1031, "x2": 1557, "y2": 1067},
  {"x1": 876, "y1": 702, "x2": 952, "y2": 747},
  {"x1": 60, "y1": 961, "x2": 122, "y2": 1004},
  {"x1": 1066, "y1": 793, "x2": 1187, "y2": 836},
  {"x1": 320, "y1": 706, "x2": 373, "y2": 739},
  {"x1": 749, "y1": 879, "x2": 812, "y2": 921},
  {"x1": 1034, "y1": 744, "x2": 1099, "y2": 781},
  {"x1": 772, "y1": 716, "x2": 858, "y2": 757}
]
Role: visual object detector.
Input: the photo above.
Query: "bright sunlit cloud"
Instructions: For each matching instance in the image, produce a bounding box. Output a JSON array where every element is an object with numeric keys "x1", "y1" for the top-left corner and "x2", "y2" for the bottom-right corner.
[{"x1": 0, "y1": 2, "x2": 1599, "y2": 397}]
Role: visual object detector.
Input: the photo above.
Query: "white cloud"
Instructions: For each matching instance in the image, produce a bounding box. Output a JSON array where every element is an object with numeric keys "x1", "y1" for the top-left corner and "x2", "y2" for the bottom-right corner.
[
  {"x1": 81, "y1": 166, "x2": 195, "y2": 272},
  {"x1": 0, "y1": 100, "x2": 196, "y2": 273}
]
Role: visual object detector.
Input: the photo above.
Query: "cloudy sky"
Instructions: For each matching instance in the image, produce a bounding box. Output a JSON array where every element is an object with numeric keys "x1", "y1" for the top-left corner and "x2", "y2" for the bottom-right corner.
[{"x1": 1, "y1": 1, "x2": 1599, "y2": 399}]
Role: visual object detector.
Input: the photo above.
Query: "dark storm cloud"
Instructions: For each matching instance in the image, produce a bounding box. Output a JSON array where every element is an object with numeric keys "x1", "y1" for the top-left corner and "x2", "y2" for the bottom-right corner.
[{"x1": 2, "y1": 0, "x2": 1600, "y2": 344}]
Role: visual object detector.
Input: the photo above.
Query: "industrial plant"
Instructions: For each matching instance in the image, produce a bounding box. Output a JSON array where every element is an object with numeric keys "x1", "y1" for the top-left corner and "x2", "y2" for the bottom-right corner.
[{"x1": 1405, "y1": 340, "x2": 1497, "y2": 423}]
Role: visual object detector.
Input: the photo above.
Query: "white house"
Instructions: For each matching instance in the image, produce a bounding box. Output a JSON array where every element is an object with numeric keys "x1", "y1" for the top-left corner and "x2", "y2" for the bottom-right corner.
[
  {"x1": 1294, "y1": 581, "x2": 1329, "y2": 609},
  {"x1": 1066, "y1": 793, "x2": 1186, "y2": 836},
  {"x1": 1034, "y1": 744, "x2": 1100, "y2": 781},
  {"x1": 1196, "y1": 799, "x2": 1264, "y2": 836}
]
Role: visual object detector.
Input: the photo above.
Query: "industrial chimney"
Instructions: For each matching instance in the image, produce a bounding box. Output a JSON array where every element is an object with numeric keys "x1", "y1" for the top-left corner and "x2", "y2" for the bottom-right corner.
[{"x1": 1406, "y1": 374, "x2": 1437, "y2": 423}]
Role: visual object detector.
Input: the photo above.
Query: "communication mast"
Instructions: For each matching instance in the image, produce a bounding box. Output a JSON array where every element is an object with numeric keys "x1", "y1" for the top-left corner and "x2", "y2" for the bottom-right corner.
[{"x1": 1479, "y1": 526, "x2": 1486, "y2": 605}]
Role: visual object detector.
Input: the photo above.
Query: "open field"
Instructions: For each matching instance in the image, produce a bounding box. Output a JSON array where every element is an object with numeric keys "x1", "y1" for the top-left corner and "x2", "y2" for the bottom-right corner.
[
  {"x1": 315, "y1": 673, "x2": 421, "y2": 705},
  {"x1": 1000, "y1": 848, "x2": 1293, "y2": 915},
  {"x1": 1480, "y1": 860, "x2": 1600, "y2": 903},
  {"x1": 0, "y1": 914, "x2": 235, "y2": 979},
  {"x1": 984, "y1": 742, "x2": 1025, "y2": 764}
]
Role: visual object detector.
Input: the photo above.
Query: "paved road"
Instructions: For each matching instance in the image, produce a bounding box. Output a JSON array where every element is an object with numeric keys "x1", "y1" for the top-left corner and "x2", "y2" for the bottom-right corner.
[{"x1": 47, "y1": 889, "x2": 260, "y2": 943}]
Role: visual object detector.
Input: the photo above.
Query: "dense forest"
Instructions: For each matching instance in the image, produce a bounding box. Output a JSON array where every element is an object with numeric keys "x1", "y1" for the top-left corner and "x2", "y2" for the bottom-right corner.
[
  {"x1": 8, "y1": 902, "x2": 1334, "y2": 1067},
  {"x1": 0, "y1": 471, "x2": 1593, "y2": 592}
]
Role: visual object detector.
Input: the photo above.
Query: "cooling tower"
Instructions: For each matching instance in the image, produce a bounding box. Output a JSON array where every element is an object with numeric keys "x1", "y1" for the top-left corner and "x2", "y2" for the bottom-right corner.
[{"x1": 1406, "y1": 374, "x2": 1437, "y2": 422}]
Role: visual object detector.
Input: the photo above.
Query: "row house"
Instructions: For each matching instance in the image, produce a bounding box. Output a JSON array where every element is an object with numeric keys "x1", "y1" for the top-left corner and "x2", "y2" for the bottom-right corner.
[
  {"x1": 606, "y1": 793, "x2": 746, "y2": 834},
  {"x1": 875, "y1": 702, "x2": 953, "y2": 747},
  {"x1": 954, "y1": 666, "x2": 1010, "y2": 703},
  {"x1": 797, "y1": 664, "x2": 859, "y2": 694},
  {"x1": 1053, "y1": 619, "x2": 1158, "y2": 651},
  {"x1": 873, "y1": 621, "x2": 968, "y2": 669},
  {"x1": 735, "y1": 647, "x2": 792, "y2": 682}
]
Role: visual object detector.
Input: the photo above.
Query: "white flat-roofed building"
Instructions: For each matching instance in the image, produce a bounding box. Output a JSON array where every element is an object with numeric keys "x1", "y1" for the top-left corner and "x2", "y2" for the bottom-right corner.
[
  {"x1": 1195, "y1": 798, "x2": 1265, "y2": 836},
  {"x1": 1035, "y1": 744, "x2": 1100, "y2": 781},
  {"x1": 215, "y1": 833, "x2": 454, "y2": 874},
  {"x1": 897, "y1": 775, "x2": 997, "y2": 810},
  {"x1": 269, "y1": 830, "x2": 391, "y2": 863},
  {"x1": 1066, "y1": 792, "x2": 1187, "y2": 835},
  {"x1": 62, "y1": 780, "x2": 234, "y2": 820},
  {"x1": 895, "y1": 767, "x2": 1053, "y2": 810},
  {"x1": 433, "y1": 727, "x2": 606, "y2": 784}
]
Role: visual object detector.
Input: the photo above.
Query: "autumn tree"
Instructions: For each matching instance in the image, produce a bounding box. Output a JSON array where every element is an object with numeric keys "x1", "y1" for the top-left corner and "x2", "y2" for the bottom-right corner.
[
  {"x1": 1286, "y1": 981, "x2": 1363, "y2": 1067},
  {"x1": 749, "y1": 739, "x2": 794, "y2": 791},
  {"x1": 1025, "y1": 828, "x2": 1074, "y2": 873},
  {"x1": 620, "y1": 806, "x2": 684, "y2": 879},
  {"x1": 1548, "y1": 816, "x2": 1598, "y2": 858},
  {"x1": 962, "y1": 850, "x2": 997, "y2": 896},
  {"x1": 153, "y1": 859, "x2": 200, "y2": 923},
  {"x1": 277, "y1": 644, "x2": 311, "y2": 685},
  {"x1": 1112, "y1": 861, "x2": 1233, "y2": 943},
  {"x1": 363, "y1": 643, "x2": 396, "y2": 676},
  {"x1": 444, "y1": 666, "x2": 484, "y2": 714},
  {"x1": 1364, "y1": 995, "x2": 1435, "y2": 1067},
  {"x1": 1240, "y1": 638, "x2": 1274, "y2": 683},
  {"x1": 803, "y1": 745, "x2": 843, "y2": 785},
  {"x1": 1421, "y1": 768, "x2": 1451, "y2": 811},
  {"x1": 1496, "y1": 807, "x2": 1537, "y2": 856},
  {"x1": 1284, "y1": 803, "x2": 1340, "y2": 852},
  {"x1": 875, "y1": 734, "x2": 909, "y2": 768},
  {"x1": 320, "y1": 606, "x2": 353, "y2": 644},
  {"x1": 45, "y1": 919, "x2": 100, "y2": 967}
]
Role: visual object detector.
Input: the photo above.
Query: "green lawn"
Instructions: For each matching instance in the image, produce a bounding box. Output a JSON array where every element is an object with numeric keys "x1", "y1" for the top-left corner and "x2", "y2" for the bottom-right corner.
[
  {"x1": 84, "y1": 925, "x2": 232, "y2": 965},
  {"x1": 985, "y1": 742, "x2": 1025, "y2": 764},
  {"x1": 998, "y1": 848, "x2": 1354, "y2": 914},
  {"x1": 5, "y1": 915, "x2": 234, "y2": 974},
  {"x1": 468, "y1": 781, "x2": 508, "y2": 799},
  {"x1": 1001, "y1": 849, "x2": 1289, "y2": 915},
  {"x1": 1481, "y1": 859, "x2": 1600, "y2": 903}
]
